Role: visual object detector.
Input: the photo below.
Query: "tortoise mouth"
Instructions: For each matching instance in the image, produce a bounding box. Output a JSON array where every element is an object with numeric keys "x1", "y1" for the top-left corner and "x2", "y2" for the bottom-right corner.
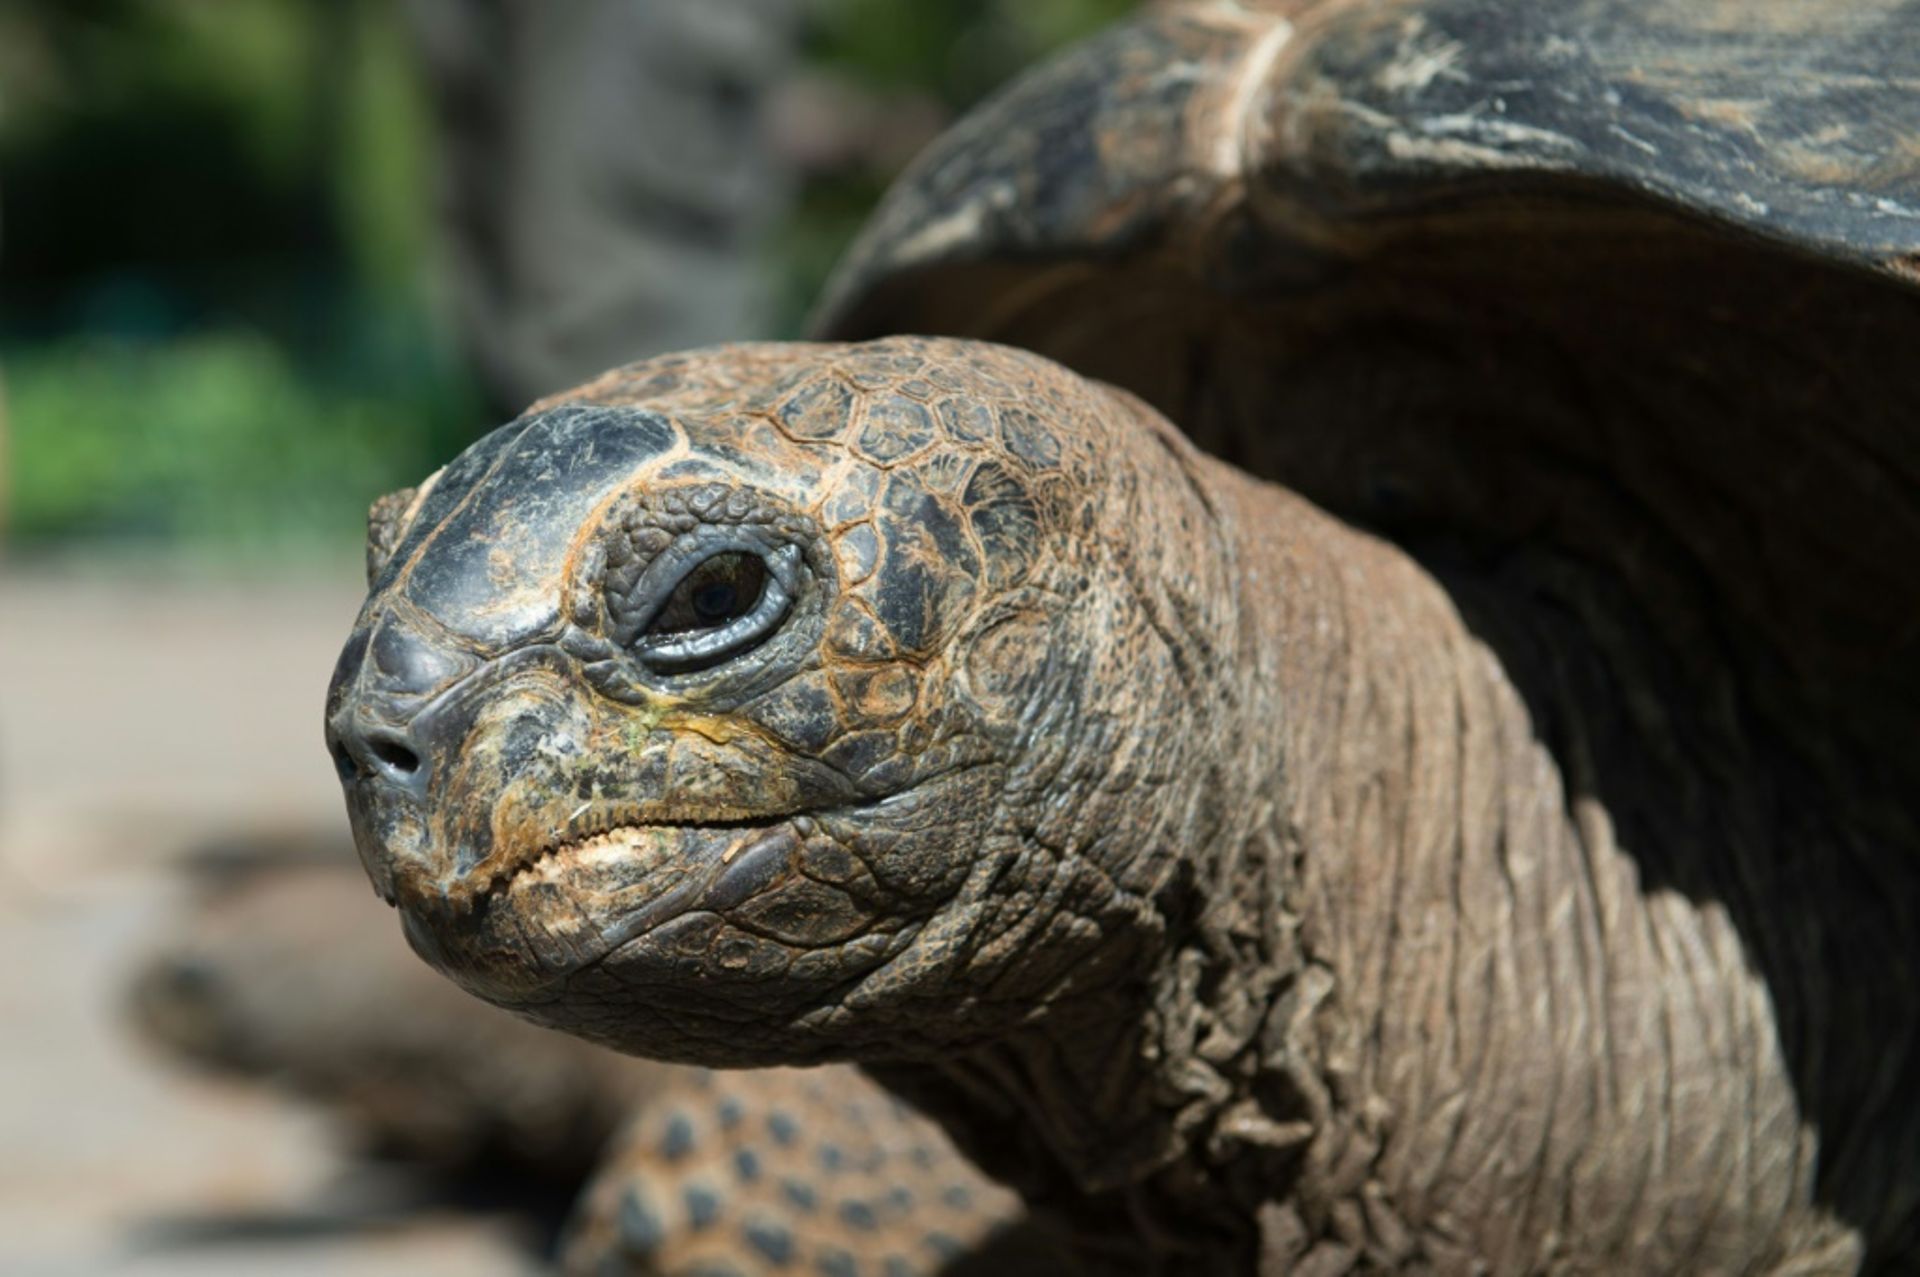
[
  {"x1": 455, "y1": 788, "x2": 829, "y2": 911},
  {"x1": 404, "y1": 813, "x2": 809, "y2": 1003},
  {"x1": 514, "y1": 814, "x2": 807, "y2": 942},
  {"x1": 488, "y1": 812, "x2": 806, "y2": 908},
  {"x1": 403, "y1": 762, "x2": 998, "y2": 1005}
]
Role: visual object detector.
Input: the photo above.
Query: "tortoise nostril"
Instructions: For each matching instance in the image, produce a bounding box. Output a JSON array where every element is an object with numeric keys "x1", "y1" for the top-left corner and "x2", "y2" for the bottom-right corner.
[
  {"x1": 332, "y1": 721, "x2": 427, "y2": 790},
  {"x1": 368, "y1": 733, "x2": 422, "y2": 777}
]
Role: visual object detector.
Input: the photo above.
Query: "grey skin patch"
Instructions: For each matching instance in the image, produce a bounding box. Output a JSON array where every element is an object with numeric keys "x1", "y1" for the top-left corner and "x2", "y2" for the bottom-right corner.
[
  {"x1": 744, "y1": 1219, "x2": 797, "y2": 1265},
  {"x1": 661, "y1": 1111, "x2": 697, "y2": 1161},
  {"x1": 838, "y1": 1200, "x2": 879, "y2": 1231},
  {"x1": 684, "y1": 1183, "x2": 722, "y2": 1230},
  {"x1": 369, "y1": 419, "x2": 526, "y2": 596},
  {"x1": 620, "y1": 1187, "x2": 667, "y2": 1252},
  {"x1": 397, "y1": 405, "x2": 676, "y2": 647},
  {"x1": 733, "y1": 1147, "x2": 762, "y2": 1182},
  {"x1": 768, "y1": 1110, "x2": 801, "y2": 1146},
  {"x1": 365, "y1": 610, "x2": 478, "y2": 700},
  {"x1": 781, "y1": 1178, "x2": 820, "y2": 1212},
  {"x1": 815, "y1": 1250, "x2": 859, "y2": 1277}
]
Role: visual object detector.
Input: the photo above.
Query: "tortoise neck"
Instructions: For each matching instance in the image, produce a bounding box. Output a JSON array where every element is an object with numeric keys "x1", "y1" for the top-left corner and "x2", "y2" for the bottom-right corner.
[
  {"x1": 860, "y1": 462, "x2": 1424, "y2": 1265},
  {"x1": 902, "y1": 448, "x2": 1884, "y2": 1268},
  {"x1": 1192, "y1": 463, "x2": 1875, "y2": 1267}
]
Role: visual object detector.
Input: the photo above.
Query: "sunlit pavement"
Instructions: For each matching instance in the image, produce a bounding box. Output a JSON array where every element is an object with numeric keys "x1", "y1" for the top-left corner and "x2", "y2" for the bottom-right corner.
[{"x1": 0, "y1": 563, "x2": 537, "y2": 1276}]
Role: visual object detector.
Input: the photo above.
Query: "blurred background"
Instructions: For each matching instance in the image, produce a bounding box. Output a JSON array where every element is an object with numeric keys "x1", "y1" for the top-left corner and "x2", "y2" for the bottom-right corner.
[{"x1": 0, "y1": 1, "x2": 1128, "y2": 1272}]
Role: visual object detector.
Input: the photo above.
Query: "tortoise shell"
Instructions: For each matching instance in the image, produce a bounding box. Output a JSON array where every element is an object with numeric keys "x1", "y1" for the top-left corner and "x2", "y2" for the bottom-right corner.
[{"x1": 816, "y1": 0, "x2": 1920, "y2": 747}]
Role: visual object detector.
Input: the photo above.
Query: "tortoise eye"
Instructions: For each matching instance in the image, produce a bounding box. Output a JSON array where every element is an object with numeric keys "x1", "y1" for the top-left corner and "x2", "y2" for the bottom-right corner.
[
  {"x1": 632, "y1": 545, "x2": 800, "y2": 674},
  {"x1": 649, "y1": 552, "x2": 766, "y2": 635}
]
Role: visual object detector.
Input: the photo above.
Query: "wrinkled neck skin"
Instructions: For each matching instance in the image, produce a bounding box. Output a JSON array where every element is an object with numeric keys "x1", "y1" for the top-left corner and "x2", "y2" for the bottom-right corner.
[{"x1": 880, "y1": 418, "x2": 1871, "y2": 1273}]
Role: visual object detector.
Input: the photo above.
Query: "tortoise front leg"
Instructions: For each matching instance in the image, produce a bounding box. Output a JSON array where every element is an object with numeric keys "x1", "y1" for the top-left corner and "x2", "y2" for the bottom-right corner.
[{"x1": 560, "y1": 1064, "x2": 1069, "y2": 1277}]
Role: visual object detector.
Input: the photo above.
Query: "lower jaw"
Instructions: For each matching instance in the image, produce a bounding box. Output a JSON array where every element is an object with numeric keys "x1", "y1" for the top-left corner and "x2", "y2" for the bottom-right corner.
[{"x1": 406, "y1": 817, "x2": 804, "y2": 1003}]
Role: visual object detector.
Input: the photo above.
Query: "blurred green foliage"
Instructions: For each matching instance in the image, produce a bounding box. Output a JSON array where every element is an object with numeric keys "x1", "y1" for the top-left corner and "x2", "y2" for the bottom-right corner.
[
  {"x1": 0, "y1": 0, "x2": 462, "y2": 553},
  {"x1": 5, "y1": 316, "x2": 475, "y2": 552},
  {"x1": 0, "y1": 0, "x2": 1129, "y2": 557}
]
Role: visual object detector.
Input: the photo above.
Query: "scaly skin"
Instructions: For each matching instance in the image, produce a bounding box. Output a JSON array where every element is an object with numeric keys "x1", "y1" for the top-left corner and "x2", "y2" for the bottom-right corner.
[
  {"x1": 326, "y1": 336, "x2": 1891, "y2": 1273},
  {"x1": 130, "y1": 855, "x2": 1031, "y2": 1275},
  {"x1": 565, "y1": 1066, "x2": 1061, "y2": 1277}
]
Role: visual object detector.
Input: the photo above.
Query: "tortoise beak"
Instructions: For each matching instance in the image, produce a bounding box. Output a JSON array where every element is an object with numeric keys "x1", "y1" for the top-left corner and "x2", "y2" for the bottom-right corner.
[{"x1": 325, "y1": 609, "x2": 574, "y2": 912}]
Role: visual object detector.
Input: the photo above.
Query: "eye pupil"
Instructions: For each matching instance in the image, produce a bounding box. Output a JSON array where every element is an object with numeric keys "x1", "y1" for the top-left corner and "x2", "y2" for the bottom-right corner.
[
  {"x1": 692, "y1": 582, "x2": 738, "y2": 622},
  {"x1": 622, "y1": 539, "x2": 802, "y2": 676},
  {"x1": 643, "y1": 551, "x2": 770, "y2": 640}
]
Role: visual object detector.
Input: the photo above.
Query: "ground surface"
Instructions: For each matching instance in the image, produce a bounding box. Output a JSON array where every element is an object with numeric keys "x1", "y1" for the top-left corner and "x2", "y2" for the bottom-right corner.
[{"x1": 0, "y1": 562, "x2": 540, "y2": 1276}]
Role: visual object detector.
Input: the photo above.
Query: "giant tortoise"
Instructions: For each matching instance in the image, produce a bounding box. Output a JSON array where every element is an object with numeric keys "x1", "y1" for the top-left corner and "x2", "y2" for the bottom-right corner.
[{"x1": 325, "y1": 1, "x2": 1920, "y2": 1271}]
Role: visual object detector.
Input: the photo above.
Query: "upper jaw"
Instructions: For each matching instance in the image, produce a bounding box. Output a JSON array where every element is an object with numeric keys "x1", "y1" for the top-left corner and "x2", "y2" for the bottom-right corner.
[
  {"x1": 399, "y1": 812, "x2": 817, "y2": 1004},
  {"x1": 416, "y1": 776, "x2": 851, "y2": 915}
]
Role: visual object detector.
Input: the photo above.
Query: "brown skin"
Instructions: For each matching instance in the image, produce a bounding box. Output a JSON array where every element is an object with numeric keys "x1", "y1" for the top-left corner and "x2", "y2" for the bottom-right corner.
[{"x1": 330, "y1": 336, "x2": 1867, "y2": 1273}]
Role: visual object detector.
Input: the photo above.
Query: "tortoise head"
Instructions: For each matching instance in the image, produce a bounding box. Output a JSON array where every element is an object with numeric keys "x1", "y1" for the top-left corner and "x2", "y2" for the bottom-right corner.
[{"x1": 326, "y1": 337, "x2": 1232, "y2": 1064}]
